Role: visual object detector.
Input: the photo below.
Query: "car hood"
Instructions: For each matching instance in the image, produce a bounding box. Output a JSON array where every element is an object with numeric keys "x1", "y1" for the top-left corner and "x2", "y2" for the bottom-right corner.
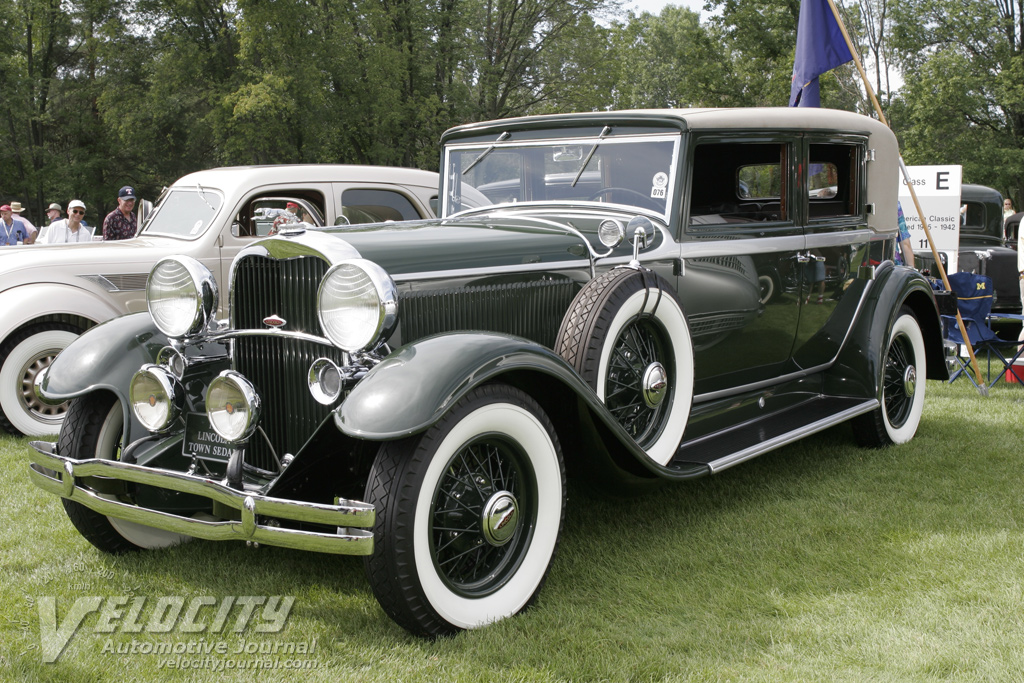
[
  {"x1": 0, "y1": 235, "x2": 201, "y2": 290},
  {"x1": 325, "y1": 208, "x2": 662, "y2": 278}
]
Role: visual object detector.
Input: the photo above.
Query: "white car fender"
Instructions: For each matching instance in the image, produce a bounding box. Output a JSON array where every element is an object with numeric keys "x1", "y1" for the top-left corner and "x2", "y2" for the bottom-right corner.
[{"x1": 0, "y1": 283, "x2": 125, "y2": 343}]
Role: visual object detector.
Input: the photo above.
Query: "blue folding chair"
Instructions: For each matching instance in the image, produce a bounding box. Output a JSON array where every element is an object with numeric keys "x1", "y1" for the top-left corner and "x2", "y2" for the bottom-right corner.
[{"x1": 942, "y1": 272, "x2": 1024, "y2": 388}]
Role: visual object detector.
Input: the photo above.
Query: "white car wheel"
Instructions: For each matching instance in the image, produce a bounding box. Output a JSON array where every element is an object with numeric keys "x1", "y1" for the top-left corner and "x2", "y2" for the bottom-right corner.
[
  {"x1": 853, "y1": 307, "x2": 927, "y2": 447},
  {"x1": 364, "y1": 383, "x2": 565, "y2": 637},
  {"x1": 0, "y1": 326, "x2": 79, "y2": 436}
]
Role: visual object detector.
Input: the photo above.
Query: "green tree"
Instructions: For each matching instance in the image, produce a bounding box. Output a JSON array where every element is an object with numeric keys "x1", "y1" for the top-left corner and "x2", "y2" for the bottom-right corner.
[
  {"x1": 890, "y1": 0, "x2": 1024, "y2": 206},
  {"x1": 600, "y1": 6, "x2": 739, "y2": 110},
  {"x1": 461, "y1": 0, "x2": 618, "y2": 121}
]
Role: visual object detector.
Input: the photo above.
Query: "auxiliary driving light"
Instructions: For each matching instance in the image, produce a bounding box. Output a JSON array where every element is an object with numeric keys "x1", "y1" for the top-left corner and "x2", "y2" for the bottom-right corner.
[
  {"x1": 130, "y1": 364, "x2": 184, "y2": 433},
  {"x1": 206, "y1": 371, "x2": 261, "y2": 443},
  {"x1": 308, "y1": 357, "x2": 344, "y2": 405}
]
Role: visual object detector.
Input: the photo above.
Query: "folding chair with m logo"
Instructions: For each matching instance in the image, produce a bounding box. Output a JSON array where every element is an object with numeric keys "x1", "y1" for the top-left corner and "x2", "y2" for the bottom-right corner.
[{"x1": 942, "y1": 272, "x2": 1024, "y2": 388}]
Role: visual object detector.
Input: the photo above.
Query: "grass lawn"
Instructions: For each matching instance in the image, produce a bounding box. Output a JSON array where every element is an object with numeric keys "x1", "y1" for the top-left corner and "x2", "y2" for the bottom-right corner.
[{"x1": 2, "y1": 379, "x2": 1023, "y2": 682}]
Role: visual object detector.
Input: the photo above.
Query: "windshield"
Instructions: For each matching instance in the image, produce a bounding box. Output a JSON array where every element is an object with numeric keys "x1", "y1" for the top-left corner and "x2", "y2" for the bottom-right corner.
[
  {"x1": 443, "y1": 133, "x2": 680, "y2": 219},
  {"x1": 142, "y1": 187, "x2": 224, "y2": 238}
]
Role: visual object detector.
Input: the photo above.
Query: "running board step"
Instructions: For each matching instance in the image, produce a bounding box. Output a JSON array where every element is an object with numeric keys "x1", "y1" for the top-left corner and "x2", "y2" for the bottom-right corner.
[{"x1": 672, "y1": 396, "x2": 878, "y2": 474}]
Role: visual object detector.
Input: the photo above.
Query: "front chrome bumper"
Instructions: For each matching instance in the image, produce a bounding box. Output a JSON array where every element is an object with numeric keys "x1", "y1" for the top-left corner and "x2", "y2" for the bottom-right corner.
[{"x1": 27, "y1": 441, "x2": 374, "y2": 556}]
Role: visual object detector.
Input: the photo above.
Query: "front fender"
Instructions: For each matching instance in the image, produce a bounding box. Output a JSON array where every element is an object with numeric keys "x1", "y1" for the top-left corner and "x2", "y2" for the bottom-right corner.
[
  {"x1": 334, "y1": 332, "x2": 707, "y2": 479},
  {"x1": 335, "y1": 333, "x2": 590, "y2": 439},
  {"x1": 37, "y1": 312, "x2": 167, "y2": 405},
  {"x1": 0, "y1": 282, "x2": 122, "y2": 342}
]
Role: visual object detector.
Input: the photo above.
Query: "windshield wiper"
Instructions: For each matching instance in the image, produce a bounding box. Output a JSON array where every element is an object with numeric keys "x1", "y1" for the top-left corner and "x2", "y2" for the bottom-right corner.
[
  {"x1": 461, "y1": 131, "x2": 510, "y2": 175},
  {"x1": 571, "y1": 126, "x2": 612, "y2": 188}
]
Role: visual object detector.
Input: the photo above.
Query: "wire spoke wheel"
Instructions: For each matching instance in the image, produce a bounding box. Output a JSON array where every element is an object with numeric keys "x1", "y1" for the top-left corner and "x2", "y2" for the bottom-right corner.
[
  {"x1": 882, "y1": 331, "x2": 915, "y2": 429},
  {"x1": 604, "y1": 318, "x2": 671, "y2": 446},
  {"x1": 431, "y1": 437, "x2": 535, "y2": 596},
  {"x1": 852, "y1": 306, "x2": 926, "y2": 448},
  {"x1": 0, "y1": 324, "x2": 81, "y2": 436},
  {"x1": 363, "y1": 383, "x2": 564, "y2": 637}
]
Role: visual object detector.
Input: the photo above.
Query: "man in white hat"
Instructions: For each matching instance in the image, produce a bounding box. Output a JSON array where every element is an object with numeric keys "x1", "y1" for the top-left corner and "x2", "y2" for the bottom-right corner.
[
  {"x1": 9, "y1": 201, "x2": 37, "y2": 244},
  {"x1": 39, "y1": 200, "x2": 93, "y2": 244}
]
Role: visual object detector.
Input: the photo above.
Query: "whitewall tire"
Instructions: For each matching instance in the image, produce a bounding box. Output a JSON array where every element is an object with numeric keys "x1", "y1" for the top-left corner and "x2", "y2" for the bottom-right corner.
[
  {"x1": 364, "y1": 383, "x2": 564, "y2": 637},
  {"x1": 0, "y1": 325, "x2": 79, "y2": 436}
]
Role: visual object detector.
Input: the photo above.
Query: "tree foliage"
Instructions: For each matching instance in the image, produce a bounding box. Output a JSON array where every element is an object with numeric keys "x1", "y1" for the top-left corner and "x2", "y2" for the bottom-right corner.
[
  {"x1": 889, "y1": 0, "x2": 1024, "y2": 207},
  {"x1": 1, "y1": 0, "x2": 1022, "y2": 223}
]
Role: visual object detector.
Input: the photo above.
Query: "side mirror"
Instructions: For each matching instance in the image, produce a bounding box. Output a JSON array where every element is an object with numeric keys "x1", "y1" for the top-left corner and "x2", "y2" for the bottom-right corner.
[{"x1": 136, "y1": 199, "x2": 154, "y2": 228}]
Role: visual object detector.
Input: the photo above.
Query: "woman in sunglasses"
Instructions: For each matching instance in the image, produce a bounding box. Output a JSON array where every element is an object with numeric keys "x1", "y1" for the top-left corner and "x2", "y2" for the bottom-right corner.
[{"x1": 38, "y1": 200, "x2": 93, "y2": 244}]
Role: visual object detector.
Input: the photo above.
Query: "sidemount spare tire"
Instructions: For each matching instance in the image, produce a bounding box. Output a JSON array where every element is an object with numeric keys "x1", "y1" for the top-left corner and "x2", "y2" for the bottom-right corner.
[{"x1": 555, "y1": 267, "x2": 693, "y2": 466}]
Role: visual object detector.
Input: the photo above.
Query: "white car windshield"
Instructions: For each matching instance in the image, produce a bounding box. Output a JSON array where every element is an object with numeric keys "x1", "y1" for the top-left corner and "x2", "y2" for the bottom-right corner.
[
  {"x1": 443, "y1": 132, "x2": 680, "y2": 219},
  {"x1": 142, "y1": 187, "x2": 224, "y2": 238}
]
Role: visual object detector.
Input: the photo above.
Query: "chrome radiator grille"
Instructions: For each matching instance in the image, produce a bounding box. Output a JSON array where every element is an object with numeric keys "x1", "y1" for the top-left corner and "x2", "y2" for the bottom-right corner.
[
  {"x1": 231, "y1": 255, "x2": 329, "y2": 334},
  {"x1": 231, "y1": 255, "x2": 343, "y2": 471},
  {"x1": 399, "y1": 279, "x2": 578, "y2": 348}
]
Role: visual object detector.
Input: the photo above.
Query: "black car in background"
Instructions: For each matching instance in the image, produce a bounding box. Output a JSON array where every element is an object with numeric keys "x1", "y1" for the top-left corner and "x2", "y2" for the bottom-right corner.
[{"x1": 917, "y1": 184, "x2": 1019, "y2": 313}]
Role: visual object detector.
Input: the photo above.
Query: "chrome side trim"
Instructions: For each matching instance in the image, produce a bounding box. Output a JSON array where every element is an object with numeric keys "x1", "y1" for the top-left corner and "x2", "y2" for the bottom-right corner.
[
  {"x1": 705, "y1": 399, "x2": 878, "y2": 474},
  {"x1": 27, "y1": 441, "x2": 374, "y2": 556},
  {"x1": 80, "y1": 273, "x2": 150, "y2": 292},
  {"x1": 805, "y1": 229, "x2": 875, "y2": 249},
  {"x1": 395, "y1": 259, "x2": 593, "y2": 283},
  {"x1": 694, "y1": 363, "x2": 830, "y2": 403}
]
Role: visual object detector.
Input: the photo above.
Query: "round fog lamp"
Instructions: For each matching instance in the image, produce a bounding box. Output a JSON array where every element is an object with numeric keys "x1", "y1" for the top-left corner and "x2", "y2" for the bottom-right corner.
[
  {"x1": 130, "y1": 365, "x2": 183, "y2": 433},
  {"x1": 156, "y1": 346, "x2": 187, "y2": 378},
  {"x1": 206, "y1": 371, "x2": 261, "y2": 443},
  {"x1": 308, "y1": 358, "x2": 344, "y2": 405}
]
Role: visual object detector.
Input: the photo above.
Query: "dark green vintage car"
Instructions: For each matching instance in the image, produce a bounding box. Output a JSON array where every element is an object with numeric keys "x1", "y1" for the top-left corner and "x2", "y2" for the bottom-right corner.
[{"x1": 27, "y1": 108, "x2": 951, "y2": 637}]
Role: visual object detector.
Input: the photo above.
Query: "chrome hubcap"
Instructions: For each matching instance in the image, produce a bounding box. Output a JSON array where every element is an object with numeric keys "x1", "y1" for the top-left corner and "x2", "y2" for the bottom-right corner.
[
  {"x1": 21, "y1": 352, "x2": 69, "y2": 420},
  {"x1": 641, "y1": 362, "x2": 668, "y2": 408},
  {"x1": 903, "y1": 364, "x2": 917, "y2": 398},
  {"x1": 481, "y1": 491, "x2": 519, "y2": 547}
]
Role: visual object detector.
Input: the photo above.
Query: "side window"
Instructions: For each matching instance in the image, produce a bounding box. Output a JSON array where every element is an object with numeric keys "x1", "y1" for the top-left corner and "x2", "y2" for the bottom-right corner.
[
  {"x1": 960, "y1": 201, "x2": 986, "y2": 234},
  {"x1": 338, "y1": 189, "x2": 421, "y2": 225},
  {"x1": 689, "y1": 142, "x2": 788, "y2": 226},
  {"x1": 807, "y1": 143, "x2": 860, "y2": 219},
  {"x1": 232, "y1": 194, "x2": 325, "y2": 237}
]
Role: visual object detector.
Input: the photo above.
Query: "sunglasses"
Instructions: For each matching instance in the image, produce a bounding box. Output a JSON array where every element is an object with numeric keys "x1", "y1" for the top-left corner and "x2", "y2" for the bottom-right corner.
[{"x1": 71, "y1": 209, "x2": 84, "y2": 215}]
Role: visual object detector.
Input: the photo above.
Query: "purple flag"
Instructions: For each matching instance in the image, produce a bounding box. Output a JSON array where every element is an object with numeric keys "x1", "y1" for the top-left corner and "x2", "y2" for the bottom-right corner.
[{"x1": 789, "y1": 0, "x2": 854, "y2": 107}]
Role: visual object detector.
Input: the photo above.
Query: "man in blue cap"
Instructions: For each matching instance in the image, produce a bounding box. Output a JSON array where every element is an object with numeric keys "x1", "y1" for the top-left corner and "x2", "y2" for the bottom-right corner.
[{"x1": 102, "y1": 185, "x2": 138, "y2": 240}]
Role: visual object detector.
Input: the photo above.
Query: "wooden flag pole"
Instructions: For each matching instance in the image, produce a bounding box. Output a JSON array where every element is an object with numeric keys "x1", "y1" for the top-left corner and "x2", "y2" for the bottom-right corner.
[{"x1": 823, "y1": 0, "x2": 987, "y2": 394}]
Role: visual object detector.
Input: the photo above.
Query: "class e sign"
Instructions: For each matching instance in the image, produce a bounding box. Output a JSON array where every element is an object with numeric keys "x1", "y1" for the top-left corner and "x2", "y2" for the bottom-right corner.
[{"x1": 902, "y1": 171, "x2": 951, "y2": 191}]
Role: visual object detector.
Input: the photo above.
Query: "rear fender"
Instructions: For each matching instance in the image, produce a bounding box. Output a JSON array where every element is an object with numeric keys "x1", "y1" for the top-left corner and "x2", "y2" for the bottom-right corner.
[{"x1": 827, "y1": 264, "x2": 946, "y2": 397}]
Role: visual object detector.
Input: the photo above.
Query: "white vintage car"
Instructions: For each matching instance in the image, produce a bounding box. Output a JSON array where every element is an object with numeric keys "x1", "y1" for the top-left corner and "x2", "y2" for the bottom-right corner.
[{"x1": 0, "y1": 165, "x2": 439, "y2": 436}]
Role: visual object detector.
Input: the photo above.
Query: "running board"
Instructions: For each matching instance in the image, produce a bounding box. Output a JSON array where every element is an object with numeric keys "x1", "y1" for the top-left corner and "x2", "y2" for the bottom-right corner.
[{"x1": 672, "y1": 397, "x2": 879, "y2": 474}]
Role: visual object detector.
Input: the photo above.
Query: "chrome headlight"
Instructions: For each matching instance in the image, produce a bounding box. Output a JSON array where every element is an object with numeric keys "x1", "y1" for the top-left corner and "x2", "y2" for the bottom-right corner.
[
  {"x1": 130, "y1": 365, "x2": 183, "y2": 433},
  {"x1": 206, "y1": 371, "x2": 261, "y2": 443},
  {"x1": 317, "y1": 259, "x2": 398, "y2": 352},
  {"x1": 147, "y1": 256, "x2": 219, "y2": 339}
]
